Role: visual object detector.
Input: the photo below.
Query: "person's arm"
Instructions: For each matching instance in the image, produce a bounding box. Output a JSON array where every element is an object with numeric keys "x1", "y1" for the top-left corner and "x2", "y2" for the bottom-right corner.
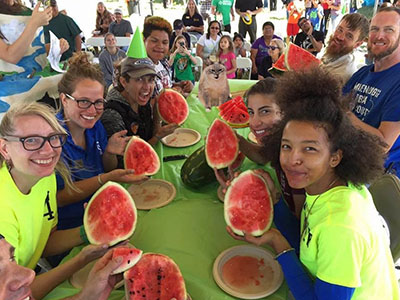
[
  {"x1": 186, "y1": 49, "x2": 198, "y2": 65},
  {"x1": 190, "y1": 24, "x2": 204, "y2": 33},
  {"x1": 196, "y1": 43, "x2": 205, "y2": 59},
  {"x1": 306, "y1": 32, "x2": 323, "y2": 53},
  {"x1": 211, "y1": 5, "x2": 217, "y2": 15},
  {"x1": 249, "y1": 7, "x2": 264, "y2": 15},
  {"x1": 0, "y1": 3, "x2": 52, "y2": 64},
  {"x1": 74, "y1": 34, "x2": 82, "y2": 52},
  {"x1": 231, "y1": 6, "x2": 235, "y2": 20},
  {"x1": 238, "y1": 135, "x2": 269, "y2": 164},
  {"x1": 42, "y1": 227, "x2": 82, "y2": 257},
  {"x1": 147, "y1": 106, "x2": 179, "y2": 146},
  {"x1": 250, "y1": 48, "x2": 258, "y2": 73},
  {"x1": 168, "y1": 48, "x2": 179, "y2": 66},
  {"x1": 125, "y1": 32, "x2": 131, "y2": 37}
]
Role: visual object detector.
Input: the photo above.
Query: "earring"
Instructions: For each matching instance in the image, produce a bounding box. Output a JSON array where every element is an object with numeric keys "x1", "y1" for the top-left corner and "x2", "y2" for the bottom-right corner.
[{"x1": 6, "y1": 159, "x2": 13, "y2": 172}]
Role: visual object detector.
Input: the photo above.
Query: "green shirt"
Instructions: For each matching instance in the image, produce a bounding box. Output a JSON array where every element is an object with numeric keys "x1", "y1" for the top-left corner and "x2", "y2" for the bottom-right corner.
[
  {"x1": 212, "y1": 0, "x2": 234, "y2": 26},
  {"x1": 173, "y1": 53, "x2": 194, "y2": 81},
  {"x1": 300, "y1": 184, "x2": 399, "y2": 299}
]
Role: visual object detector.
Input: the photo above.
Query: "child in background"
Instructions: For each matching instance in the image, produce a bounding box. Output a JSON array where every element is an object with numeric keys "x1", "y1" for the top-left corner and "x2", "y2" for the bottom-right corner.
[
  {"x1": 169, "y1": 35, "x2": 197, "y2": 83},
  {"x1": 233, "y1": 32, "x2": 247, "y2": 57},
  {"x1": 286, "y1": 0, "x2": 305, "y2": 44},
  {"x1": 217, "y1": 35, "x2": 237, "y2": 79},
  {"x1": 309, "y1": 0, "x2": 324, "y2": 31}
]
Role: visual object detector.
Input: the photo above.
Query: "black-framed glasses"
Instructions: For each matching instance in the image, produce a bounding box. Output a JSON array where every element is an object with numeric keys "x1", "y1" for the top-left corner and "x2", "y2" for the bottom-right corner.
[
  {"x1": 65, "y1": 93, "x2": 106, "y2": 110},
  {"x1": 3, "y1": 134, "x2": 67, "y2": 151}
]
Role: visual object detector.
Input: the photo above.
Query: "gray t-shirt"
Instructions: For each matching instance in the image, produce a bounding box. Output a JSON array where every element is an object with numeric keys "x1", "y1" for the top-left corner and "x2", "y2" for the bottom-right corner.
[
  {"x1": 109, "y1": 19, "x2": 133, "y2": 37},
  {"x1": 99, "y1": 48, "x2": 126, "y2": 87}
]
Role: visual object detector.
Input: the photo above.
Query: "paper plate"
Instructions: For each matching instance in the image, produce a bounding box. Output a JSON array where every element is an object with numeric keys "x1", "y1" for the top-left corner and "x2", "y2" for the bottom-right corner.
[
  {"x1": 248, "y1": 132, "x2": 258, "y2": 144},
  {"x1": 217, "y1": 185, "x2": 225, "y2": 202},
  {"x1": 70, "y1": 260, "x2": 124, "y2": 290},
  {"x1": 161, "y1": 128, "x2": 201, "y2": 148},
  {"x1": 213, "y1": 245, "x2": 284, "y2": 299},
  {"x1": 127, "y1": 179, "x2": 176, "y2": 210}
]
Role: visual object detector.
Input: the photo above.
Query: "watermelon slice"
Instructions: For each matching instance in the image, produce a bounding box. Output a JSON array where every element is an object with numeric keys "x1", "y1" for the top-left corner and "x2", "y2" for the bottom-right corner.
[
  {"x1": 84, "y1": 182, "x2": 137, "y2": 246},
  {"x1": 269, "y1": 53, "x2": 287, "y2": 76},
  {"x1": 205, "y1": 119, "x2": 239, "y2": 169},
  {"x1": 111, "y1": 247, "x2": 143, "y2": 275},
  {"x1": 284, "y1": 43, "x2": 321, "y2": 71},
  {"x1": 124, "y1": 253, "x2": 187, "y2": 300},
  {"x1": 218, "y1": 96, "x2": 249, "y2": 128},
  {"x1": 124, "y1": 136, "x2": 160, "y2": 176},
  {"x1": 224, "y1": 170, "x2": 273, "y2": 236},
  {"x1": 157, "y1": 89, "x2": 189, "y2": 125}
]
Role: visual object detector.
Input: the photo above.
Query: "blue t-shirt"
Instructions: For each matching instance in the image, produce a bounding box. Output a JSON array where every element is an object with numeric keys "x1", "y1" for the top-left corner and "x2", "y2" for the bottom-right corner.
[
  {"x1": 56, "y1": 112, "x2": 108, "y2": 229},
  {"x1": 343, "y1": 63, "x2": 400, "y2": 174}
]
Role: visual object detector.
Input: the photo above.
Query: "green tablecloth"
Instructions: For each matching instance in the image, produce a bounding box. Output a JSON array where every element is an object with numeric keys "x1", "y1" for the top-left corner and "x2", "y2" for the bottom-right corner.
[{"x1": 44, "y1": 80, "x2": 288, "y2": 300}]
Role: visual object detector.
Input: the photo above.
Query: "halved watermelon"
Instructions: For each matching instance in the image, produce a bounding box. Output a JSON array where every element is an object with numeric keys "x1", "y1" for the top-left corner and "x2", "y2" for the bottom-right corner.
[
  {"x1": 205, "y1": 119, "x2": 239, "y2": 169},
  {"x1": 157, "y1": 89, "x2": 189, "y2": 125},
  {"x1": 124, "y1": 253, "x2": 187, "y2": 300},
  {"x1": 84, "y1": 182, "x2": 137, "y2": 246},
  {"x1": 124, "y1": 136, "x2": 160, "y2": 176},
  {"x1": 284, "y1": 43, "x2": 321, "y2": 71},
  {"x1": 111, "y1": 247, "x2": 143, "y2": 274},
  {"x1": 224, "y1": 170, "x2": 273, "y2": 236}
]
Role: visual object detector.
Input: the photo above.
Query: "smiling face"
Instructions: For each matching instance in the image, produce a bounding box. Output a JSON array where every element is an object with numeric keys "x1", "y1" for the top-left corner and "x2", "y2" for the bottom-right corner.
[
  {"x1": 279, "y1": 120, "x2": 341, "y2": 195},
  {"x1": 248, "y1": 93, "x2": 281, "y2": 143},
  {"x1": 299, "y1": 18, "x2": 312, "y2": 33},
  {"x1": 368, "y1": 11, "x2": 400, "y2": 61},
  {"x1": 115, "y1": 13, "x2": 122, "y2": 23},
  {"x1": 0, "y1": 239, "x2": 35, "y2": 300},
  {"x1": 61, "y1": 78, "x2": 105, "y2": 130},
  {"x1": 121, "y1": 75, "x2": 156, "y2": 107},
  {"x1": 187, "y1": 0, "x2": 196, "y2": 13},
  {"x1": 144, "y1": 30, "x2": 170, "y2": 63},
  {"x1": 325, "y1": 20, "x2": 363, "y2": 58},
  {"x1": 97, "y1": 3, "x2": 105, "y2": 14},
  {"x1": 105, "y1": 34, "x2": 116, "y2": 49}
]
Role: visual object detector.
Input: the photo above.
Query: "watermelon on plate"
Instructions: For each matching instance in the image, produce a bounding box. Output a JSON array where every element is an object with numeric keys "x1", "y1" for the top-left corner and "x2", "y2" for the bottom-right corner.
[
  {"x1": 124, "y1": 253, "x2": 187, "y2": 300},
  {"x1": 124, "y1": 136, "x2": 160, "y2": 176},
  {"x1": 84, "y1": 182, "x2": 137, "y2": 246},
  {"x1": 218, "y1": 96, "x2": 249, "y2": 128},
  {"x1": 205, "y1": 119, "x2": 239, "y2": 169},
  {"x1": 224, "y1": 170, "x2": 273, "y2": 236},
  {"x1": 111, "y1": 247, "x2": 143, "y2": 274},
  {"x1": 157, "y1": 89, "x2": 189, "y2": 125}
]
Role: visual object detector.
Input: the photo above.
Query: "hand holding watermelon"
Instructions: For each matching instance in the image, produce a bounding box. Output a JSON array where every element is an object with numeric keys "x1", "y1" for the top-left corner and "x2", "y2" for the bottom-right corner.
[
  {"x1": 102, "y1": 169, "x2": 149, "y2": 184},
  {"x1": 77, "y1": 243, "x2": 110, "y2": 266},
  {"x1": 105, "y1": 130, "x2": 132, "y2": 156}
]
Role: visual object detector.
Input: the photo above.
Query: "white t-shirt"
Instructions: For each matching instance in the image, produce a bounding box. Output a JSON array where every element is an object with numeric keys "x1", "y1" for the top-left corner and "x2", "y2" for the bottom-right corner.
[{"x1": 198, "y1": 34, "x2": 221, "y2": 58}]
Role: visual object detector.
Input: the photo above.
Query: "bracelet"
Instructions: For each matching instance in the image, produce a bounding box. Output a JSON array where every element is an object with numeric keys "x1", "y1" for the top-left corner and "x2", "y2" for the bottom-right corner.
[
  {"x1": 97, "y1": 173, "x2": 104, "y2": 186},
  {"x1": 274, "y1": 247, "x2": 295, "y2": 260},
  {"x1": 80, "y1": 225, "x2": 89, "y2": 244}
]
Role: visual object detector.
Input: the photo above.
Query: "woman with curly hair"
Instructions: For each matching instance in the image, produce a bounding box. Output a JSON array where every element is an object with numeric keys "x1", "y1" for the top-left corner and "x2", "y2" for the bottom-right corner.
[{"x1": 229, "y1": 68, "x2": 399, "y2": 299}]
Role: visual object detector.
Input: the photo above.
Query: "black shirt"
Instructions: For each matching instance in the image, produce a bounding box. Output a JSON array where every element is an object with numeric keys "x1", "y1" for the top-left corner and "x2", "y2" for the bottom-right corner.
[
  {"x1": 294, "y1": 30, "x2": 324, "y2": 56},
  {"x1": 235, "y1": 0, "x2": 263, "y2": 12},
  {"x1": 258, "y1": 56, "x2": 273, "y2": 78},
  {"x1": 182, "y1": 12, "x2": 204, "y2": 34}
]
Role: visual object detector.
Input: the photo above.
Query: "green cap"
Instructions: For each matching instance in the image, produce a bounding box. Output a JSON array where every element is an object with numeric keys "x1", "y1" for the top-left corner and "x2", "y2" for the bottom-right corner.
[{"x1": 127, "y1": 27, "x2": 148, "y2": 59}]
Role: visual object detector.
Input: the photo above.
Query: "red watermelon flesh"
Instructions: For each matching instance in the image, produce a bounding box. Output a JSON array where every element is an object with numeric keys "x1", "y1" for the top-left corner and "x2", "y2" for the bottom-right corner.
[
  {"x1": 224, "y1": 170, "x2": 273, "y2": 236},
  {"x1": 219, "y1": 98, "x2": 236, "y2": 112},
  {"x1": 124, "y1": 253, "x2": 187, "y2": 300},
  {"x1": 285, "y1": 43, "x2": 321, "y2": 72},
  {"x1": 124, "y1": 136, "x2": 160, "y2": 176},
  {"x1": 111, "y1": 247, "x2": 143, "y2": 275},
  {"x1": 205, "y1": 119, "x2": 239, "y2": 169},
  {"x1": 270, "y1": 53, "x2": 287, "y2": 72},
  {"x1": 226, "y1": 109, "x2": 249, "y2": 127},
  {"x1": 84, "y1": 182, "x2": 137, "y2": 246},
  {"x1": 157, "y1": 89, "x2": 189, "y2": 125}
]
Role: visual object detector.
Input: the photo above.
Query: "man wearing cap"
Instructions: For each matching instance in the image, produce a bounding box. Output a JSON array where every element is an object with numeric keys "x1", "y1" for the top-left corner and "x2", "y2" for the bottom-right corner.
[
  {"x1": 294, "y1": 16, "x2": 324, "y2": 56},
  {"x1": 169, "y1": 19, "x2": 191, "y2": 50},
  {"x1": 43, "y1": 0, "x2": 82, "y2": 61},
  {"x1": 109, "y1": 8, "x2": 133, "y2": 38}
]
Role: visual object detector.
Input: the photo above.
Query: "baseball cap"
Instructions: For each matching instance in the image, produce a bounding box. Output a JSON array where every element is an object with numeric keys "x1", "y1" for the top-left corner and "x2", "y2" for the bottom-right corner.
[
  {"x1": 50, "y1": 0, "x2": 57, "y2": 6},
  {"x1": 114, "y1": 8, "x2": 123, "y2": 15},
  {"x1": 173, "y1": 19, "x2": 184, "y2": 30},
  {"x1": 121, "y1": 57, "x2": 157, "y2": 79}
]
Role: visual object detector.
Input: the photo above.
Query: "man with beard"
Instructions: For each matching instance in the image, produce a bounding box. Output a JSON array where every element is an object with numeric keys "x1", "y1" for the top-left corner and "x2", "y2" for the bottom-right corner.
[
  {"x1": 343, "y1": 7, "x2": 400, "y2": 175},
  {"x1": 294, "y1": 16, "x2": 324, "y2": 55},
  {"x1": 321, "y1": 13, "x2": 369, "y2": 83}
]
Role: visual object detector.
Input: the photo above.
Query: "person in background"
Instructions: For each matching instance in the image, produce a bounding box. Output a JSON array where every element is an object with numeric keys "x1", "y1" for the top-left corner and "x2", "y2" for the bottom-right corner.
[
  {"x1": 169, "y1": 19, "x2": 191, "y2": 50},
  {"x1": 196, "y1": 20, "x2": 222, "y2": 66},
  {"x1": 169, "y1": 35, "x2": 197, "y2": 83},
  {"x1": 182, "y1": 0, "x2": 204, "y2": 40},
  {"x1": 308, "y1": 0, "x2": 323, "y2": 31},
  {"x1": 43, "y1": 0, "x2": 81, "y2": 61},
  {"x1": 109, "y1": 8, "x2": 133, "y2": 37},
  {"x1": 258, "y1": 38, "x2": 285, "y2": 79},
  {"x1": 99, "y1": 33, "x2": 126, "y2": 88},
  {"x1": 235, "y1": 0, "x2": 264, "y2": 44},
  {"x1": 294, "y1": 16, "x2": 324, "y2": 56},
  {"x1": 286, "y1": 0, "x2": 305, "y2": 44},
  {"x1": 320, "y1": 0, "x2": 331, "y2": 38},
  {"x1": 93, "y1": 1, "x2": 114, "y2": 36},
  {"x1": 211, "y1": 0, "x2": 235, "y2": 33},
  {"x1": 233, "y1": 32, "x2": 247, "y2": 57},
  {"x1": 217, "y1": 35, "x2": 237, "y2": 79},
  {"x1": 200, "y1": 0, "x2": 212, "y2": 23},
  {"x1": 328, "y1": 0, "x2": 342, "y2": 34}
]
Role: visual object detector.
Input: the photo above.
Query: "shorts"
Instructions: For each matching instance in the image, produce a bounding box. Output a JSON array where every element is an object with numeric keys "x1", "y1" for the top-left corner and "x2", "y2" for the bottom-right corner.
[{"x1": 287, "y1": 23, "x2": 300, "y2": 36}]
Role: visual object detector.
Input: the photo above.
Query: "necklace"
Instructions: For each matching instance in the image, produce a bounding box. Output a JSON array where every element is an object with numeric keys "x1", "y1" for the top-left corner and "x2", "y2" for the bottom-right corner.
[{"x1": 301, "y1": 178, "x2": 339, "y2": 239}]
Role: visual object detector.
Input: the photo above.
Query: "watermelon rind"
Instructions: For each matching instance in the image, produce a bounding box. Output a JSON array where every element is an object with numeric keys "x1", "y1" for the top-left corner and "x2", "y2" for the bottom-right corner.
[
  {"x1": 157, "y1": 89, "x2": 189, "y2": 125},
  {"x1": 224, "y1": 170, "x2": 273, "y2": 236},
  {"x1": 124, "y1": 136, "x2": 160, "y2": 176},
  {"x1": 111, "y1": 247, "x2": 143, "y2": 275},
  {"x1": 84, "y1": 181, "x2": 137, "y2": 246},
  {"x1": 124, "y1": 253, "x2": 187, "y2": 300},
  {"x1": 205, "y1": 119, "x2": 239, "y2": 169}
]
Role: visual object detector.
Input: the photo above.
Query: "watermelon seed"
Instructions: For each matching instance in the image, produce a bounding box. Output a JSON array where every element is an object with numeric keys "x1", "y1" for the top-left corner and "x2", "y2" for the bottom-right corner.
[{"x1": 128, "y1": 260, "x2": 131, "y2": 264}]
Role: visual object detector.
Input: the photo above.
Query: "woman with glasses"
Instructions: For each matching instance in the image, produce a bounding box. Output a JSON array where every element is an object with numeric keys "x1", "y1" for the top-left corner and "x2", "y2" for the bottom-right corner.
[
  {"x1": 258, "y1": 38, "x2": 285, "y2": 79},
  {"x1": 229, "y1": 68, "x2": 399, "y2": 300},
  {"x1": 196, "y1": 20, "x2": 222, "y2": 66},
  {"x1": 55, "y1": 53, "x2": 137, "y2": 234},
  {"x1": 0, "y1": 102, "x2": 110, "y2": 299}
]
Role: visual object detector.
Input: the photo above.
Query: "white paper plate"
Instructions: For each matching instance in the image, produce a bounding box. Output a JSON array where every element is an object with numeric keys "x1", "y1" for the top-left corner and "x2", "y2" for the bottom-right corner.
[
  {"x1": 161, "y1": 128, "x2": 201, "y2": 148},
  {"x1": 248, "y1": 132, "x2": 258, "y2": 144},
  {"x1": 127, "y1": 179, "x2": 176, "y2": 210},
  {"x1": 213, "y1": 245, "x2": 283, "y2": 299}
]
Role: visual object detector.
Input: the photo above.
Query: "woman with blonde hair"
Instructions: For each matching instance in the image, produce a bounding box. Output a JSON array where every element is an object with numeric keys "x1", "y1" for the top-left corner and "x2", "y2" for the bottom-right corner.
[
  {"x1": 258, "y1": 38, "x2": 285, "y2": 79},
  {"x1": 0, "y1": 102, "x2": 109, "y2": 300}
]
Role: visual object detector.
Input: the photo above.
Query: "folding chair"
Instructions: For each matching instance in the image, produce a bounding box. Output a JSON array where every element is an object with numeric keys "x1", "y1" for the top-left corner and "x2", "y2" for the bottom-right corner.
[
  {"x1": 193, "y1": 55, "x2": 203, "y2": 81},
  {"x1": 236, "y1": 57, "x2": 252, "y2": 80},
  {"x1": 188, "y1": 33, "x2": 198, "y2": 52},
  {"x1": 368, "y1": 174, "x2": 400, "y2": 261}
]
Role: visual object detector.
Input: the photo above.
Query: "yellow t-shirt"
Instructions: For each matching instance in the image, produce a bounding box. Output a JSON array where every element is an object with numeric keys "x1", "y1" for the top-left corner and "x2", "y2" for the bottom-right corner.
[
  {"x1": 0, "y1": 165, "x2": 58, "y2": 269},
  {"x1": 300, "y1": 184, "x2": 399, "y2": 299}
]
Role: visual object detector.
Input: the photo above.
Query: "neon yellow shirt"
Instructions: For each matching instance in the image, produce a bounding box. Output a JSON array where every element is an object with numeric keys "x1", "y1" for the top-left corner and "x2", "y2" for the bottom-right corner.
[
  {"x1": 300, "y1": 184, "x2": 399, "y2": 299},
  {"x1": 0, "y1": 165, "x2": 58, "y2": 269}
]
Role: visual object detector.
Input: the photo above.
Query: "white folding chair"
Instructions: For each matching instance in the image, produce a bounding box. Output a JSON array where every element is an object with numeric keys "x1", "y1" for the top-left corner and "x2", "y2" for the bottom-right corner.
[
  {"x1": 236, "y1": 57, "x2": 252, "y2": 79},
  {"x1": 193, "y1": 55, "x2": 203, "y2": 81},
  {"x1": 188, "y1": 33, "x2": 198, "y2": 51}
]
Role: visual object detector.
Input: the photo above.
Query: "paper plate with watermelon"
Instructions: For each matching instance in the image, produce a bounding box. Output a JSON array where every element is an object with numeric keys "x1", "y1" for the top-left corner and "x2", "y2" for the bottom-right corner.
[
  {"x1": 269, "y1": 43, "x2": 321, "y2": 76},
  {"x1": 218, "y1": 96, "x2": 249, "y2": 128}
]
